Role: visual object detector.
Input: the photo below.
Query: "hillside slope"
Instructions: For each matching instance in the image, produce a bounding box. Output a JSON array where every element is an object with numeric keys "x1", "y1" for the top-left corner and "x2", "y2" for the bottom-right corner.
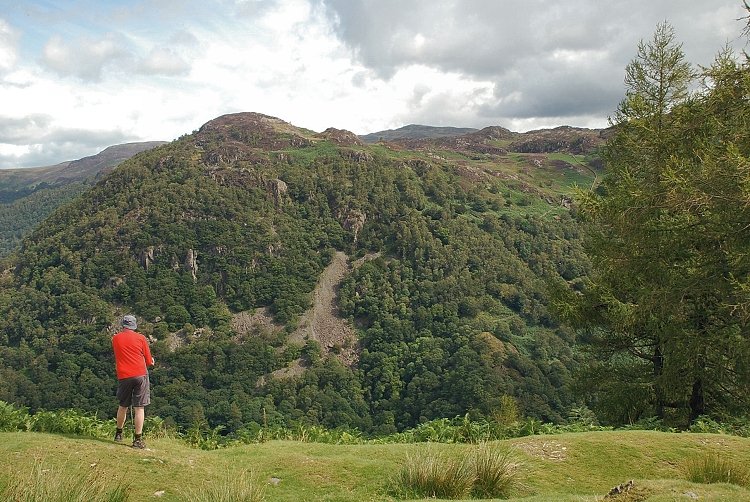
[
  {"x1": 0, "y1": 112, "x2": 594, "y2": 433},
  {"x1": 0, "y1": 141, "x2": 165, "y2": 258},
  {"x1": 2, "y1": 431, "x2": 749, "y2": 501},
  {"x1": 0, "y1": 141, "x2": 166, "y2": 196}
]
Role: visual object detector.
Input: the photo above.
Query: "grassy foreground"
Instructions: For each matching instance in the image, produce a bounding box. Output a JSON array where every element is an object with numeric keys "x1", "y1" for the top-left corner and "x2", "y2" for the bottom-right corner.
[{"x1": 1, "y1": 430, "x2": 749, "y2": 501}]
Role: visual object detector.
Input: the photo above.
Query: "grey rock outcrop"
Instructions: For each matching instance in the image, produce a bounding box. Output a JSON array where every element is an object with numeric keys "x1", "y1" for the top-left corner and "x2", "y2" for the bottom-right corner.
[
  {"x1": 267, "y1": 179, "x2": 288, "y2": 209},
  {"x1": 341, "y1": 210, "x2": 367, "y2": 244},
  {"x1": 140, "y1": 246, "x2": 156, "y2": 270},
  {"x1": 185, "y1": 249, "x2": 198, "y2": 282}
]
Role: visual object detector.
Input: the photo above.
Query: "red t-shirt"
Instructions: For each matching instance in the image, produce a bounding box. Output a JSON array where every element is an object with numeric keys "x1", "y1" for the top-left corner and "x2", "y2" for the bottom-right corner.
[{"x1": 112, "y1": 329, "x2": 154, "y2": 379}]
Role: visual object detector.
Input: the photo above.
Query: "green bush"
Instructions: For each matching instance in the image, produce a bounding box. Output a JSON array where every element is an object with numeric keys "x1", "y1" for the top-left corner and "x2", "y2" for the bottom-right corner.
[
  {"x1": 1, "y1": 400, "x2": 748, "y2": 454},
  {"x1": 28, "y1": 409, "x2": 110, "y2": 437},
  {"x1": 567, "y1": 405, "x2": 598, "y2": 427},
  {"x1": 0, "y1": 400, "x2": 29, "y2": 431},
  {"x1": 492, "y1": 395, "x2": 520, "y2": 427},
  {"x1": 683, "y1": 453, "x2": 749, "y2": 486},
  {"x1": 689, "y1": 416, "x2": 728, "y2": 435},
  {"x1": 689, "y1": 415, "x2": 750, "y2": 437},
  {"x1": 144, "y1": 416, "x2": 177, "y2": 439},
  {"x1": 621, "y1": 416, "x2": 678, "y2": 433}
]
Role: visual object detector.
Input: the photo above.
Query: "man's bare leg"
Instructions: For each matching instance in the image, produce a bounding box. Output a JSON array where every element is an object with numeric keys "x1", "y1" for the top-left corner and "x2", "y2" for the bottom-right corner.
[
  {"x1": 133, "y1": 406, "x2": 145, "y2": 435},
  {"x1": 116, "y1": 405, "x2": 128, "y2": 429}
]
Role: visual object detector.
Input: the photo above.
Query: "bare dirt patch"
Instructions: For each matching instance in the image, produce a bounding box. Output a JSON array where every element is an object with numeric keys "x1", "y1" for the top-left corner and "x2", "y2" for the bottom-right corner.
[
  {"x1": 165, "y1": 331, "x2": 185, "y2": 352},
  {"x1": 513, "y1": 439, "x2": 568, "y2": 461},
  {"x1": 269, "y1": 359, "x2": 305, "y2": 380},
  {"x1": 231, "y1": 307, "x2": 283, "y2": 337},
  {"x1": 267, "y1": 251, "x2": 380, "y2": 379},
  {"x1": 290, "y1": 251, "x2": 359, "y2": 366}
]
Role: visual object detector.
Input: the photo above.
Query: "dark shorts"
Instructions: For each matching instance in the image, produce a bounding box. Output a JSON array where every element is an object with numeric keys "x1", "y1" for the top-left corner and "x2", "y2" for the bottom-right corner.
[{"x1": 116, "y1": 375, "x2": 151, "y2": 407}]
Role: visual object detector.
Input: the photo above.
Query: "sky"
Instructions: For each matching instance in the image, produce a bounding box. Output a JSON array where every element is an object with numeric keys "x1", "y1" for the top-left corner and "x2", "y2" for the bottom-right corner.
[{"x1": 0, "y1": 0, "x2": 747, "y2": 168}]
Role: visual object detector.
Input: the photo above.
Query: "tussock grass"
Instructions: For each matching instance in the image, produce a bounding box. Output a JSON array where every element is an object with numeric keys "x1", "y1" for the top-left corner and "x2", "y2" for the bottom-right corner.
[
  {"x1": 394, "y1": 448, "x2": 474, "y2": 499},
  {"x1": 183, "y1": 469, "x2": 266, "y2": 502},
  {"x1": 683, "y1": 453, "x2": 749, "y2": 486},
  {"x1": 0, "y1": 458, "x2": 129, "y2": 502},
  {"x1": 393, "y1": 443, "x2": 523, "y2": 499},
  {"x1": 472, "y1": 442, "x2": 522, "y2": 499}
]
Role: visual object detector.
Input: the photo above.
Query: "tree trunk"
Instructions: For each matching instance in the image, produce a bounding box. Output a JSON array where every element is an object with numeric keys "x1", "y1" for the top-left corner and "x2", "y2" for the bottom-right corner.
[
  {"x1": 653, "y1": 345, "x2": 665, "y2": 419},
  {"x1": 689, "y1": 378, "x2": 705, "y2": 422}
]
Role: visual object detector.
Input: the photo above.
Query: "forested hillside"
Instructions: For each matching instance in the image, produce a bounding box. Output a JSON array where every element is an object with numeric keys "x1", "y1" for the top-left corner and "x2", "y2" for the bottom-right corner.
[
  {"x1": 0, "y1": 142, "x2": 165, "y2": 258},
  {"x1": 3, "y1": 14, "x2": 748, "y2": 436},
  {"x1": 0, "y1": 112, "x2": 595, "y2": 434}
]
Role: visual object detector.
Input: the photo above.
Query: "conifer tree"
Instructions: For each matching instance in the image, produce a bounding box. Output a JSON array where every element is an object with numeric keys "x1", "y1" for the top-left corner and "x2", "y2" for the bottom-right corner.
[{"x1": 563, "y1": 20, "x2": 750, "y2": 424}]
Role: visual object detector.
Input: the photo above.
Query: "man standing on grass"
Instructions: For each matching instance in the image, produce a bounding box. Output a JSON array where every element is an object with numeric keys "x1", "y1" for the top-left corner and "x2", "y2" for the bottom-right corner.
[{"x1": 112, "y1": 314, "x2": 154, "y2": 449}]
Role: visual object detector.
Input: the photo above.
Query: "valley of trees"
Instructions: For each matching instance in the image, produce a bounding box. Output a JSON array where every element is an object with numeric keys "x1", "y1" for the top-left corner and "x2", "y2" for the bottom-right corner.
[
  {"x1": 0, "y1": 182, "x2": 89, "y2": 257},
  {"x1": 0, "y1": 14, "x2": 748, "y2": 437},
  {"x1": 0, "y1": 120, "x2": 588, "y2": 433}
]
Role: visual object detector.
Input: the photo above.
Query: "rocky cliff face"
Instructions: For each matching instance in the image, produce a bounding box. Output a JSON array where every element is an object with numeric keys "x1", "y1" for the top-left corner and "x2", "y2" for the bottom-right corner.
[
  {"x1": 185, "y1": 249, "x2": 198, "y2": 282},
  {"x1": 319, "y1": 127, "x2": 363, "y2": 147},
  {"x1": 508, "y1": 126, "x2": 606, "y2": 155},
  {"x1": 267, "y1": 179, "x2": 288, "y2": 209}
]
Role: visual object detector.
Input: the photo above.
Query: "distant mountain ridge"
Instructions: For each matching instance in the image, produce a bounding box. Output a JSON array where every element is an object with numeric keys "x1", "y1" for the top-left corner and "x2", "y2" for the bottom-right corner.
[
  {"x1": 359, "y1": 124, "x2": 478, "y2": 143},
  {"x1": 0, "y1": 141, "x2": 167, "y2": 193},
  {"x1": 0, "y1": 121, "x2": 606, "y2": 261},
  {"x1": 361, "y1": 123, "x2": 607, "y2": 156},
  {"x1": 0, "y1": 141, "x2": 165, "y2": 258}
]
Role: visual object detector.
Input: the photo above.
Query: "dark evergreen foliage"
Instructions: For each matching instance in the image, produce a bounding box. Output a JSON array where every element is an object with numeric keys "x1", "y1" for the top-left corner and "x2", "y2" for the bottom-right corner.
[{"x1": 559, "y1": 22, "x2": 750, "y2": 426}]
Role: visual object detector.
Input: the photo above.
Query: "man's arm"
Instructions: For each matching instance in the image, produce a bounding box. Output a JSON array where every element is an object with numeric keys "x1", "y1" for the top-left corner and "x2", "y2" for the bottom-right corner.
[{"x1": 142, "y1": 337, "x2": 155, "y2": 367}]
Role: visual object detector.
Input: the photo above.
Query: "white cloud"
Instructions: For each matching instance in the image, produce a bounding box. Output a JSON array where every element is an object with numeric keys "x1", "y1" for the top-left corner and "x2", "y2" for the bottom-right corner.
[
  {"x1": 0, "y1": 108, "x2": 132, "y2": 168},
  {"x1": 0, "y1": 18, "x2": 19, "y2": 74},
  {"x1": 0, "y1": 143, "x2": 31, "y2": 159},
  {"x1": 0, "y1": 114, "x2": 53, "y2": 144},
  {"x1": 383, "y1": 65, "x2": 496, "y2": 129},
  {"x1": 319, "y1": 0, "x2": 748, "y2": 124},
  {"x1": 168, "y1": 30, "x2": 200, "y2": 48},
  {"x1": 136, "y1": 46, "x2": 191, "y2": 76},
  {"x1": 2, "y1": 0, "x2": 748, "y2": 168},
  {"x1": 41, "y1": 33, "x2": 131, "y2": 81}
]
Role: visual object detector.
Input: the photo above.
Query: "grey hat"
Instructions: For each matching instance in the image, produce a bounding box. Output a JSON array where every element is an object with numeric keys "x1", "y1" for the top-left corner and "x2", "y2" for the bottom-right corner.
[{"x1": 122, "y1": 315, "x2": 137, "y2": 330}]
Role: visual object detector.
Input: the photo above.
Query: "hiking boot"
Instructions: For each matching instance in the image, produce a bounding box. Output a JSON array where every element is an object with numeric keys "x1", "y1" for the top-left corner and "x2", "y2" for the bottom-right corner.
[
  {"x1": 132, "y1": 437, "x2": 146, "y2": 449},
  {"x1": 114, "y1": 431, "x2": 123, "y2": 442}
]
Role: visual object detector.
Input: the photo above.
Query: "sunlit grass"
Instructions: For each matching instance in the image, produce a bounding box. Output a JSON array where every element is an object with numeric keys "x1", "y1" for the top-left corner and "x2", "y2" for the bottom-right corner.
[
  {"x1": 182, "y1": 469, "x2": 266, "y2": 502},
  {"x1": 2, "y1": 430, "x2": 750, "y2": 501},
  {"x1": 0, "y1": 458, "x2": 129, "y2": 502}
]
